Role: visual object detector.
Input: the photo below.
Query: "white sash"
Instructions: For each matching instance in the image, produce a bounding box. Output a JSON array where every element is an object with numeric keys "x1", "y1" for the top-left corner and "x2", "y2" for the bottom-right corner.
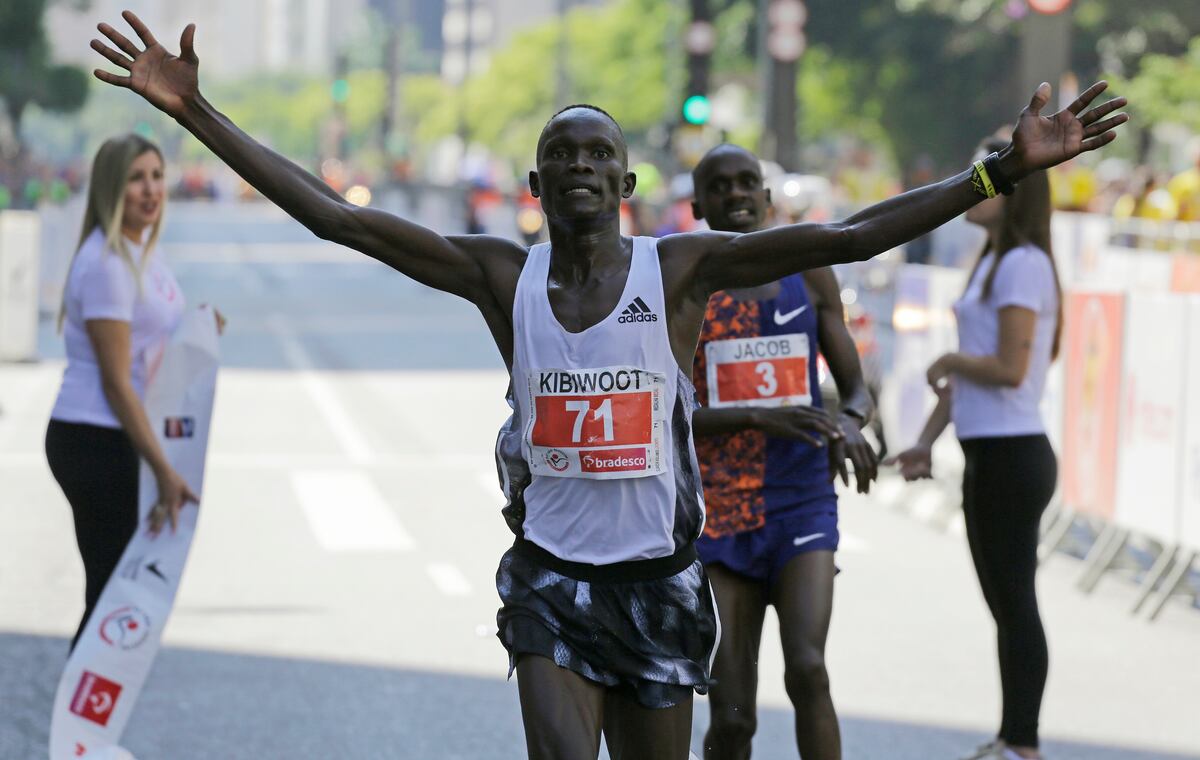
[{"x1": 49, "y1": 307, "x2": 220, "y2": 760}]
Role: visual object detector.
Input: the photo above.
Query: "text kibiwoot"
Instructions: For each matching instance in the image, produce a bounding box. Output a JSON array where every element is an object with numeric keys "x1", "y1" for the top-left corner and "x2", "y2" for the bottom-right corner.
[{"x1": 538, "y1": 369, "x2": 647, "y2": 394}]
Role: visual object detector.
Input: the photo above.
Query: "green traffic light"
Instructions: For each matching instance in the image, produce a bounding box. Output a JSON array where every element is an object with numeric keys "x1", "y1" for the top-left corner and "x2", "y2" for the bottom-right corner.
[
  {"x1": 682, "y1": 95, "x2": 711, "y2": 125},
  {"x1": 332, "y1": 79, "x2": 350, "y2": 103}
]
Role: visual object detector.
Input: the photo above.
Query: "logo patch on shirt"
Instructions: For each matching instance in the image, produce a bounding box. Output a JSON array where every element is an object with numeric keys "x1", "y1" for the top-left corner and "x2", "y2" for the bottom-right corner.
[
  {"x1": 617, "y1": 297, "x2": 658, "y2": 323},
  {"x1": 773, "y1": 304, "x2": 808, "y2": 325}
]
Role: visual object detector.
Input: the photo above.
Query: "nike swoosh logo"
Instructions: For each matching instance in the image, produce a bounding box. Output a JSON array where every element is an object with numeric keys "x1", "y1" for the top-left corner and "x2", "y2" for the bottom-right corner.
[
  {"x1": 792, "y1": 532, "x2": 826, "y2": 548},
  {"x1": 773, "y1": 305, "x2": 809, "y2": 325}
]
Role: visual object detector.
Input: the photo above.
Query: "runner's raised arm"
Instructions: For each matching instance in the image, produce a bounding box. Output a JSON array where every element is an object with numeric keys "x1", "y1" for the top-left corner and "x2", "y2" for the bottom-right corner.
[
  {"x1": 664, "y1": 81, "x2": 1127, "y2": 294},
  {"x1": 89, "y1": 11, "x2": 522, "y2": 305}
]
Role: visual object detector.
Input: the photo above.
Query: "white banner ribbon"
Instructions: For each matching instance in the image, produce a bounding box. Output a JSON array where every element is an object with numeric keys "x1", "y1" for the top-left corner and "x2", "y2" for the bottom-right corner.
[{"x1": 49, "y1": 306, "x2": 220, "y2": 760}]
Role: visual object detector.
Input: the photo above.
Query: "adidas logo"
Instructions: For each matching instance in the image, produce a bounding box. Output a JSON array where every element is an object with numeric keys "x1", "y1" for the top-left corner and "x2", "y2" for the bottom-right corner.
[{"x1": 618, "y1": 297, "x2": 658, "y2": 324}]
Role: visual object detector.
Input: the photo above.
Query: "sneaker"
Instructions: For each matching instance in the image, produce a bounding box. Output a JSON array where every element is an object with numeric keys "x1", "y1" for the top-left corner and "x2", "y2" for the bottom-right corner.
[
  {"x1": 976, "y1": 744, "x2": 1045, "y2": 760},
  {"x1": 958, "y1": 739, "x2": 1003, "y2": 760}
]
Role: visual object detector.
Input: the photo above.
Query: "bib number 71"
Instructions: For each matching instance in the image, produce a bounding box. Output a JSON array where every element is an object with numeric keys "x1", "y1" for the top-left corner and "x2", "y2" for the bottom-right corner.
[{"x1": 565, "y1": 398, "x2": 614, "y2": 443}]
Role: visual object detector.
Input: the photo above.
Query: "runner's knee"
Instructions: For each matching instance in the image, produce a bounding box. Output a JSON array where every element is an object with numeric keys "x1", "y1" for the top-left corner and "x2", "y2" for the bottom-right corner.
[
  {"x1": 783, "y1": 646, "x2": 830, "y2": 700},
  {"x1": 708, "y1": 700, "x2": 757, "y2": 746}
]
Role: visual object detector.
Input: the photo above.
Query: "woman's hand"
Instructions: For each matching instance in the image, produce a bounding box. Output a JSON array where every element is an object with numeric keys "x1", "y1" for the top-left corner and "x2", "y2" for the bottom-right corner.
[
  {"x1": 884, "y1": 445, "x2": 934, "y2": 482},
  {"x1": 926, "y1": 353, "x2": 957, "y2": 392},
  {"x1": 91, "y1": 11, "x2": 200, "y2": 118},
  {"x1": 198, "y1": 303, "x2": 227, "y2": 335},
  {"x1": 148, "y1": 466, "x2": 199, "y2": 535}
]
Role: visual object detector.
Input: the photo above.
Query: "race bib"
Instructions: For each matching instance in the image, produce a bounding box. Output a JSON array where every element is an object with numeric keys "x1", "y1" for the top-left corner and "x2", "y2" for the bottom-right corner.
[
  {"x1": 705, "y1": 333, "x2": 811, "y2": 408},
  {"x1": 526, "y1": 366, "x2": 667, "y2": 479}
]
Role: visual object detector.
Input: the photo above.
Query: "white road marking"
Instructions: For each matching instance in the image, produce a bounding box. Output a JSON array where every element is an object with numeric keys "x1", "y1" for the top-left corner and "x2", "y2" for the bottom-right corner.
[
  {"x1": 0, "y1": 366, "x2": 59, "y2": 447},
  {"x1": 169, "y1": 242, "x2": 365, "y2": 264},
  {"x1": 0, "y1": 451, "x2": 496, "y2": 470},
  {"x1": 267, "y1": 313, "x2": 375, "y2": 465},
  {"x1": 290, "y1": 469, "x2": 414, "y2": 552},
  {"x1": 426, "y1": 563, "x2": 473, "y2": 596},
  {"x1": 476, "y1": 469, "x2": 504, "y2": 504},
  {"x1": 838, "y1": 531, "x2": 870, "y2": 554}
]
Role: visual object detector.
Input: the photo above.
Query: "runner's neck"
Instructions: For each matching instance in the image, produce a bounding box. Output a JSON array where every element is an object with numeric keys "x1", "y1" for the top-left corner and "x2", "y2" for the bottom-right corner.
[{"x1": 546, "y1": 224, "x2": 631, "y2": 287}]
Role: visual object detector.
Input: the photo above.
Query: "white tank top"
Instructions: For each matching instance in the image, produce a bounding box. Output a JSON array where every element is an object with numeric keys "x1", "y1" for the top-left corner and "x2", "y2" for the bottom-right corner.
[{"x1": 495, "y1": 237, "x2": 706, "y2": 565}]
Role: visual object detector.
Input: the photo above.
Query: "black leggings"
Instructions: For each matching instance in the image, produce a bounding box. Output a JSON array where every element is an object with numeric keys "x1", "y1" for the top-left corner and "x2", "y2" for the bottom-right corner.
[
  {"x1": 45, "y1": 419, "x2": 140, "y2": 651},
  {"x1": 960, "y1": 434, "x2": 1057, "y2": 749}
]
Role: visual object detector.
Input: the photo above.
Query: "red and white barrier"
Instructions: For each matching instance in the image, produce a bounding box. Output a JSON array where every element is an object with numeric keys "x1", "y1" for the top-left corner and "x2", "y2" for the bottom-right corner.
[
  {"x1": 1113, "y1": 294, "x2": 1188, "y2": 543},
  {"x1": 1060, "y1": 291, "x2": 1125, "y2": 520},
  {"x1": 1181, "y1": 298, "x2": 1200, "y2": 552}
]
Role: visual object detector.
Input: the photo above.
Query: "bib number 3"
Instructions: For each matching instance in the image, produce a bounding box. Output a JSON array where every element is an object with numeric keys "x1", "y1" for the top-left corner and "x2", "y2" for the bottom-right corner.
[
  {"x1": 706, "y1": 333, "x2": 812, "y2": 408},
  {"x1": 754, "y1": 361, "x2": 778, "y2": 397}
]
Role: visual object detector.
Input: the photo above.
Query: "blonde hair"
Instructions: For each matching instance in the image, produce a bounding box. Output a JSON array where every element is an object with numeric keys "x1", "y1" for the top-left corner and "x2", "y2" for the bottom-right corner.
[{"x1": 58, "y1": 134, "x2": 166, "y2": 331}]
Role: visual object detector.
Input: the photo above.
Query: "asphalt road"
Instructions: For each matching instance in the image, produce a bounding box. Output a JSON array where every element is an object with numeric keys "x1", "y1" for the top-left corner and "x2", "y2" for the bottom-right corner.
[{"x1": 3, "y1": 209, "x2": 1198, "y2": 759}]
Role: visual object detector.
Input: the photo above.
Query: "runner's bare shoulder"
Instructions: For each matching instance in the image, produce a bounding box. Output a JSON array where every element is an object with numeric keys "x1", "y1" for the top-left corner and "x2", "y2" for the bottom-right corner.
[
  {"x1": 446, "y1": 234, "x2": 529, "y2": 299},
  {"x1": 656, "y1": 229, "x2": 735, "y2": 262},
  {"x1": 656, "y1": 229, "x2": 738, "y2": 300}
]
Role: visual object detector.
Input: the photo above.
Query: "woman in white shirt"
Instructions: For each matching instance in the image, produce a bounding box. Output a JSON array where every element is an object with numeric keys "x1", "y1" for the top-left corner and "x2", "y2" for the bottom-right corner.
[
  {"x1": 45, "y1": 134, "x2": 201, "y2": 650},
  {"x1": 890, "y1": 138, "x2": 1063, "y2": 760}
]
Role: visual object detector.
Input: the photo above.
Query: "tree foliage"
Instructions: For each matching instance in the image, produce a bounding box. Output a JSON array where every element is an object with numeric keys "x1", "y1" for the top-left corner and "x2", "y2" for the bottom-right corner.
[
  {"x1": 0, "y1": 0, "x2": 89, "y2": 149},
  {"x1": 402, "y1": 0, "x2": 685, "y2": 169},
  {"x1": 744, "y1": 0, "x2": 1198, "y2": 168},
  {"x1": 1108, "y1": 37, "x2": 1200, "y2": 134},
  {"x1": 207, "y1": 70, "x2": 388, "y2": 162}
]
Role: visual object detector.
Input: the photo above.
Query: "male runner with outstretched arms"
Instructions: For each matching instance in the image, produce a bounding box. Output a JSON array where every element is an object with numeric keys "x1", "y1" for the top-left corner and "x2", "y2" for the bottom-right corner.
[
  {"x1": 90, "y1": 11, "x2": 1127, "y2": 759},
  {"x1": 690, "y1": 144, "x2": 876, "y2": 760}
]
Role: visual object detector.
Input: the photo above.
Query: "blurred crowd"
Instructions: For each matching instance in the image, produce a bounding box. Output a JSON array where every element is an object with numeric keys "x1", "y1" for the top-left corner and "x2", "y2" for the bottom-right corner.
[
  {"x1": 7, "y1": 140, "x2": 1200, "y2": 240},
  {"x1": 1050, "y1": 156, "x2": 1200, "y2": 224}
]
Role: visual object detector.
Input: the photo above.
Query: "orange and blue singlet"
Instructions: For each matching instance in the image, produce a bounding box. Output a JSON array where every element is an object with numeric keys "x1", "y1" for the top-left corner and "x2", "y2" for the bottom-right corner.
[{"x1": 692, "y1": 273, "x2": 837, "y2": 543}]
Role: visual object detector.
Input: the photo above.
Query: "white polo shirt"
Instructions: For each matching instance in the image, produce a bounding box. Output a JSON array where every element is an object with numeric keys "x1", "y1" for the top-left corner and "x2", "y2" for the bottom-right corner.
[
  {"x1": 50, "y1": 228, "x2": 184, "y2": 429},
  {"x1": 950, "y1": 245, "x2": 1059, "y2": 440}
]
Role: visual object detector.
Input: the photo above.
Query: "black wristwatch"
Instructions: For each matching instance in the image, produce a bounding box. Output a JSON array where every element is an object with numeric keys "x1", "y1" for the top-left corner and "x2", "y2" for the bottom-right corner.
[{"x1": 982, "y1": 152, "x2": 1016, "y2": 196}]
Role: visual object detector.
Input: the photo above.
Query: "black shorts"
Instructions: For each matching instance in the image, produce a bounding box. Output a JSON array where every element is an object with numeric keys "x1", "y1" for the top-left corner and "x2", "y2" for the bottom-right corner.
[{"x1": 495, "y1": 539, "x2": 719, "y2": 709}]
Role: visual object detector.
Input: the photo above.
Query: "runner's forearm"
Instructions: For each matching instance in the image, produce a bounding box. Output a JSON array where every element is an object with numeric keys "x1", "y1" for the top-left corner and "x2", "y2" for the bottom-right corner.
[
  {"x1": 176, "y1": 93, "x2": 497, "y2": 300},
  {"x1": 835, "y1": 162, "x2": 1010, "y2": 265},
  {"x1": 692, "y1": 407, "x2": 761, "y2": 436},
  {"x1": 178, "y1": 95, "x2": 350, "y2": 241},
  {"x1": 698, "y1": 166, "x2": 1002, "y2": 288},
  {"x1": 806, "y1": 268, "x2": 874, "y2": 426},
  {"x1": 838, "y1": 389, "x2": 873, "y2": 428}
]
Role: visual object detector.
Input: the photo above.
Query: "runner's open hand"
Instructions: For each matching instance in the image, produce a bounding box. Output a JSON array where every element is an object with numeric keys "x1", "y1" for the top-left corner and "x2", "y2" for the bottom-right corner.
[
  {"x1": 91, "y1": 11, "x2": 199, "y2": 118},
  {"x1": 1008, "y1": 81, "x2": 1128, "y2": 178}
]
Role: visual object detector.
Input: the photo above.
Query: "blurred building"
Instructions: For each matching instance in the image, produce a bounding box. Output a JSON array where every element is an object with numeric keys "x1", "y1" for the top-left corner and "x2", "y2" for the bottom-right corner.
[
  {"x1": 437, "y1": 0, "x2": 608, "y2": 84},
  {"x1": 47, "y1": 0, "x2": 609, "y2": 84},
  {"x1": 46, "y1": 0, "x2": 367, "y2": 81}
]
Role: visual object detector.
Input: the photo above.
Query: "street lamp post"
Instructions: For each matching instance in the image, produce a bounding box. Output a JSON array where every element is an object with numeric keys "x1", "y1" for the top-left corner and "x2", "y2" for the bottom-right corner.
[
  {"x1": 556, "y1": 0, "x2": 572, "y2": 106},
  {"x1": 762, "y1": 0, "x2": 806, "y2": 172}
]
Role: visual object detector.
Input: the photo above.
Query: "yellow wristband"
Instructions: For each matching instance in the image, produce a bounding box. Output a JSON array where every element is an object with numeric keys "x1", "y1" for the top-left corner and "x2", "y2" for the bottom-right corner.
[{"x1": 972, "y1": 159, "x2": 997, "y2": 199}]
